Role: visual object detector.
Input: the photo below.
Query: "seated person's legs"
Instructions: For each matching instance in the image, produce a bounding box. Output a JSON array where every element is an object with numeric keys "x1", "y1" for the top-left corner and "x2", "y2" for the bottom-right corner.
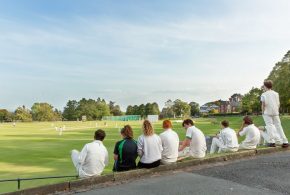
[
  {"x1": 239, "y1": 143, "x2": 253, "y2": 150},
  {"x1": 210, "y1": 137, "x2": 223, "y2": 154},
  {"x1": 138, "y1": 160, "x2": 161, "y2": 169},
  {"x1": 161, "y1": 160, "x2": 176, "y2": 165},
  {"x1": 178, "y1": 147, "x2": 190, "y2": 158},
  {"x1": 71, "y1": 149, "x2": 80, "y2": 171}
]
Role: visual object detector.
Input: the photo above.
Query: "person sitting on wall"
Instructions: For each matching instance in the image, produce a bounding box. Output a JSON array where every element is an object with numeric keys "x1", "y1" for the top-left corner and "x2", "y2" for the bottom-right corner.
[
  {"x1": 179, "y1": 119, "x2": 207, "y2": 159},
  {"x1": 137, "y1": 120, "x2": 163, "y2": 169},
  {"x1": 113, "y1": 125, "x2": 138, "y2": 172},
  {"x1": 210, "y1": 120, "x2": 239, "y2": 154},
  {"x1": 71, "y1": 129, "x2": 109, "y2": 178},
  {"x1": 237, "y1": 116, "x2": 260, "y2": 150},
  {"x1": 159, "y1": 120, "x2": 179, "y2": 165}
]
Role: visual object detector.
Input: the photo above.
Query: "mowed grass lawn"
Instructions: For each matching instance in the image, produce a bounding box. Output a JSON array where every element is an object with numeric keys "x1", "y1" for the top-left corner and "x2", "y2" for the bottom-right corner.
[{"x1": 0, "y1": 116, "x2": 289, "y2": 193}]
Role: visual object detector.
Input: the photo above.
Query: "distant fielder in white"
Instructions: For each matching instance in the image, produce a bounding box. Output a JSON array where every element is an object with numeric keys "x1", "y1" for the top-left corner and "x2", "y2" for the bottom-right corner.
[
  {"x1": 55, "y1": 126, "x2": 64, "y2": 136},
  {"x1": 57, "y1": 127, "x2": 63, "y2": 136},
  {"x1": 261, "y1": 80, "x2": 288, "y2": 148}
]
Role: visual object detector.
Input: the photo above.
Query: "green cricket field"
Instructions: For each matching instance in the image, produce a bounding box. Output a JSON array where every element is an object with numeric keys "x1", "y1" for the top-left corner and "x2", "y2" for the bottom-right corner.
[{"x1": 0, "y1": 116, "x2": 289, "y2": 193}]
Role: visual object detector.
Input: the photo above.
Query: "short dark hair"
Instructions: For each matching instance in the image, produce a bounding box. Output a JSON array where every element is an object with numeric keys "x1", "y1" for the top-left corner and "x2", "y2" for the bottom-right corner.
[
  {"x1": 264, "y1": 80, "x2": 273, "y2": 89},
  {"x1": 94, "y1": 129, "x2": 106, "y2": 141},
  {"x1": 221, "y1": 120, "x2": 229, "y2": 128},
  {"x1": 243, "y1": 116, "x2": 253, "y2": 125},
  {"x1": 182, "y1": 119, "x2": 194, "y2": 127}
]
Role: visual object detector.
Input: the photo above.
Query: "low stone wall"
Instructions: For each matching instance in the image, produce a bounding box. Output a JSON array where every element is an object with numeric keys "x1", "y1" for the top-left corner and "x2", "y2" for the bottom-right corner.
[{"x1": 4, "y1": 147, "x2": 289, "y2": 195}]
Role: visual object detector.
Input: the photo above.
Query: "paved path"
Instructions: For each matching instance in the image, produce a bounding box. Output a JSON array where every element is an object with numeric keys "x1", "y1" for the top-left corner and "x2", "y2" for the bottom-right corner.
[{"x1": 75, "y1": 151, "x2": 290, "y2": 195}]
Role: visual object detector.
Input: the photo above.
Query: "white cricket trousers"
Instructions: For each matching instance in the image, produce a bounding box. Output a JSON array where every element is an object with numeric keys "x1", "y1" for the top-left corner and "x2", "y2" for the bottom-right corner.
[
  {"x1": 210, "y1": 137, "x2": 238, "y2": 154},
  {"x1": 71, "y1": 149, "x2": 80, "y2": 171},
  {"x1": 260, "y1": 130, "x2": 282, "y2": 145},
  {"x1": 178, "y1": 147, "x2": 205, "y2": 159},
  {"x1": 262, "y1": 115, "x2": 288, "y2": 144}
]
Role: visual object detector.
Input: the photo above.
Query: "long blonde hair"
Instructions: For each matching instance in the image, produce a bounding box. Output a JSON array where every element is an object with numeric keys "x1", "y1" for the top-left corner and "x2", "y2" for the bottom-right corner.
[{"x1": 142, "y1": 120, "x2": 154, "y2": 136}]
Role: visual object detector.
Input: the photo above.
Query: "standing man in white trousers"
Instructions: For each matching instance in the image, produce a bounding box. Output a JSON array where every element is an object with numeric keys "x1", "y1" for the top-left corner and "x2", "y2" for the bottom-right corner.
[{"x1": 261, "y1": 80, "x2": 288, "y2": 148}]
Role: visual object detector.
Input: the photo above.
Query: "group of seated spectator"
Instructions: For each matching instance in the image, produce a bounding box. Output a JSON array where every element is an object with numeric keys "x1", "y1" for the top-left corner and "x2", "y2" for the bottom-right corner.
[{"x1": 70, "y1": 116, "x2": 280, "y2": 178}]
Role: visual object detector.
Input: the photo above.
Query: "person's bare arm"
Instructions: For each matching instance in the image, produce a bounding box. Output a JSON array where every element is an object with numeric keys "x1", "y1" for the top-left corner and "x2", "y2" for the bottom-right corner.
[
  {"x1": 237, "y1": 123, "x2": 245, "y2": 137},
  {"x1": 114, "y1": 154, "x2": 118, "y2": 161},
  {"x1": 179, "y1": 138, "x2": 191, "y2": 152}
]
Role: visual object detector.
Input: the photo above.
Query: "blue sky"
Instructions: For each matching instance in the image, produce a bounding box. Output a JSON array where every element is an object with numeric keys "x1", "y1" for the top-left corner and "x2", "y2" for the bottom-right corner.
[{"x1": 0, "y1": 0, "x2": 290, "y2": 111}]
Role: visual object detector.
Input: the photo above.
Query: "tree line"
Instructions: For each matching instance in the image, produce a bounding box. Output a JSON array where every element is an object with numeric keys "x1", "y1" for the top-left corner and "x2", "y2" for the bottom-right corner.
[
  {"x1": 267, "y1": 51, "x2": 290, "y2": 113},
  {"x1": 0, "y1": 98, "x2": 200, "y2": 122},
  {"x1": 240, "y1": 50, "x2": 290, "y2": 114},
  {"x1": 124, "y1": 100, "x2": 200, "y2": 119},
  {"x1": 0, "y1": 98, "x2": 123, "y2": 122},
  {"x1": 0, "y1": 103, "x2": 62, "y2": 122}
]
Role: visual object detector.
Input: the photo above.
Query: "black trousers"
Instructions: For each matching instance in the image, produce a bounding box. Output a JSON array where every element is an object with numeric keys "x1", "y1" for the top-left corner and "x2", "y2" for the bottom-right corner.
[
  {"x1": 138, "y1": 160, "x2": 161, "y2": 169},
  {"x1": 113, "y1": 165, "x2": 137, "y2": 172}
]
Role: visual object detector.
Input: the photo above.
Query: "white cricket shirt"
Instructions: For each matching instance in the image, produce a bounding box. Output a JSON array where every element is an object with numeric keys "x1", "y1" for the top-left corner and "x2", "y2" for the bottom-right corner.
[
  {"x1": 219, "y1": 127, "x2": 239, "y2": 149},
  {"x1": 160, "y1": 129, "x2": 179, "y2": 163},
  {"x1": 186, "y1": 126, "x2": 207, "y2": 158},
  {"x1": 261, "y1": 90, "x2": 280, "y2": 116},
  {"x1": 78, "y1": 140, "x2": 109, "y2": 178},
  {"x1": 137, "y1": 134, "x2": 163, "y2": 164},
  {"x1": 239, "y1": 124, "x2": 260, "y2": 149}
]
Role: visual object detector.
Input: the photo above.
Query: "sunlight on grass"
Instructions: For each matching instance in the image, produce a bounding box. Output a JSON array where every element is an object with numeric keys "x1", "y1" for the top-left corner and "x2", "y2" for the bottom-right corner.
[{"x1": 0, "y1": 162, "x2": 55, "y2": 174}]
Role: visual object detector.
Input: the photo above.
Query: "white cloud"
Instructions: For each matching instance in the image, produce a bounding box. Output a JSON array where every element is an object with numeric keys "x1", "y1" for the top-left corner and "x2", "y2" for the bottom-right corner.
[{"x1": 0, "y1": 0, "x2": 290, "y2": 110}]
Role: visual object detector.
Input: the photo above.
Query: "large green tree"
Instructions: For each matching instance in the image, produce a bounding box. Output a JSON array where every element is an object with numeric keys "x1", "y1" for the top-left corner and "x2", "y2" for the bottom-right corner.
[
  {"x1": 125, "y1": 102, "x2": 160, "y2": 117},
  {"x1": 172, "y1": 99, "x2": 191, "y2": 117},
  {"x1": 160, "y1": 99, "x2": 175, "y2": 118},
  {"x1": 108, "y1": 101, "x2": 123, "y2": 116},
  {"x1": 241, "y1": 88, "x2": 263, "y2": 114},
  {"x1": 76, "y1": 98, "x2": 110, "y2": 120},
  {"x1": 0, "y1": 109, "x2": 14, "y2": 122},
  {"x1": 189, "y1": 101, "x2": 200, "y2": 116},
  {"x1": 145, "y1": 102, "x2": 160, "y2": 115},
  {"x1": 267, "y1": 51, "x2": 290, "y2": 113},
  {"x1": 138, "y1": 104, "x2": 146, "y2": 118},
  {"x1": 31, "y1": 103, "x2": 57, "y2": 121},
  {"x1": 63, "y1": 98, "x2": 112, "y2": 120},
  {"x1": 63, "y1": 100, "x2": 79, "y2": 121},
  {"x1": 95, "y1": 99, "x2": 111, "y2": 119},
  {"x1": 54, "y1": 109, "x2": 63, "y2": 121},
  {"x1": 15, "y1": 106, "x2": 32, "y2": 122},
  {"x1": 126, "y1": 105, "x2": 134, "y2": 115}
]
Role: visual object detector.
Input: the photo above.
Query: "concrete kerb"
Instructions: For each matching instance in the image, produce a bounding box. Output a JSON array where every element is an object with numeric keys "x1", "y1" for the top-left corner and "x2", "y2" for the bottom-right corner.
[
  {"x1": 113, "y1": 168, "x2": 152, "y2": 182},
  {"x1": 3, "y1": 147, "x2": 290, "y2": 195},
  {"x1": 256, "y1": 146, "x2": 287, "y2": 154},
  {"x1": 115, "y1": 147, "x2": 289, "y2": 181},
  {"x1": 4, "y1": 182, "x2": 70, "y2": 195},
  {"x1": 69, "y1": 174, "x2": 114, "y2": 190}
]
